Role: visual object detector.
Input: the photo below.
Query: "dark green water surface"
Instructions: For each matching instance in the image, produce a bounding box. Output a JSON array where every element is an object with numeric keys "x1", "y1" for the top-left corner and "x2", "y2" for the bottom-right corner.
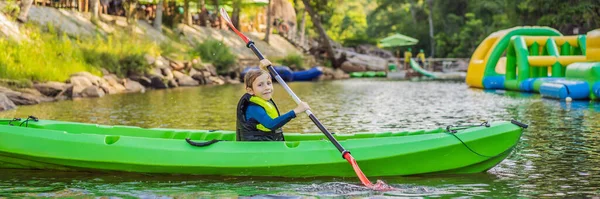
[{"x1": 1, "y1": 79, "x2": 599, "y2": 198}]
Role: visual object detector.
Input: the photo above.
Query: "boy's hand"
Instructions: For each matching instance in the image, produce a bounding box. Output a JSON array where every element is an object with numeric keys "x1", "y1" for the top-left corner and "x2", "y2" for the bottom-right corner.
[
  {"x1": 259, "y1": 59, "x2": 272, "y2": 71},
  {"x1": 293, "y1": 101, "x2": 311, "y2": 115}
]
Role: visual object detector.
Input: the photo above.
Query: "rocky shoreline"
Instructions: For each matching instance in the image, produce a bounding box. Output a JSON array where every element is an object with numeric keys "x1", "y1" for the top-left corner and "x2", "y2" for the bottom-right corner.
[{"x1": 0, "y1": 54, "x2": 349, "y2": 111}]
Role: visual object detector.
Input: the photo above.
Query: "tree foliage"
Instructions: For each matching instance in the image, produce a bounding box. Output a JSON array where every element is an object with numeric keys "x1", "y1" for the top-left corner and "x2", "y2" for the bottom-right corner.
[{"x1": 311, "y1": 0, "x2": 600, "y2": 58}]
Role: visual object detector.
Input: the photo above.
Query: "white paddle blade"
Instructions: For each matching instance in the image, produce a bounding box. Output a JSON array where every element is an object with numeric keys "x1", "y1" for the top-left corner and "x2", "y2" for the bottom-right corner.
[{"x1": 219, "y1": 8, "x2": 232, "y2": 24}]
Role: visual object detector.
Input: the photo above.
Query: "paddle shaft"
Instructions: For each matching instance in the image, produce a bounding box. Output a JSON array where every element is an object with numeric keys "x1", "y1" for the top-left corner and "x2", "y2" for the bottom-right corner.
[{"x1": 247, "y1": 42, "x2": 348, "y2": 156}]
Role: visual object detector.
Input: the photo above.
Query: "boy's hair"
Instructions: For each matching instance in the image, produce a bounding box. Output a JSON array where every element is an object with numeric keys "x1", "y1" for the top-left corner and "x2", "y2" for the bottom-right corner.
[{"x1": 244, "y1": 69, "x2": 271, "y2": 88}]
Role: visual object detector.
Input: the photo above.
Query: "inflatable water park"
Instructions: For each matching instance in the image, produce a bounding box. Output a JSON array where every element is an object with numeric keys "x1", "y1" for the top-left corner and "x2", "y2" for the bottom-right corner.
[{"x1": 466, "y1": 27, "x2": 600, "y2": 101}]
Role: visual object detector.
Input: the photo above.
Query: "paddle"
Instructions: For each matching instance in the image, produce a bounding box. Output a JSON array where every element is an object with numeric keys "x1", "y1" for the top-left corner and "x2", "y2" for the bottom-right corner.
[{"x1": 219, "y1": 8, "x2": 391, "y2": 191}]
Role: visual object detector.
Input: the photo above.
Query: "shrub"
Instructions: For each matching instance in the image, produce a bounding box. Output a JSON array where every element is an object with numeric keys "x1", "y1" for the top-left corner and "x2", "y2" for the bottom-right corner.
[
  {"x1": 277, "y1": 54, "x2": 304, "y2": 69},
  {"x1": 191, "y1": 39, "x2": 236, "y2": 74},
  {"x1": 79, "y1": 33, "x2": 157, "y2": 77}
]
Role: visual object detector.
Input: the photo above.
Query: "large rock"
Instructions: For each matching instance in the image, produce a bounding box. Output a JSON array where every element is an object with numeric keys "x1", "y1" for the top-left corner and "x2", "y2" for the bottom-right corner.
[
  {"x1": 332, "y1": 68, "x2": 350, "y2": 79},
  {"x1": 81, "y1": 86, "x2": 105, "y2": 98},
  {"x1": 33, "y1": 81, "x2": 67, "y2": 97},
  {"x1": 191, "y1": 73, "x2": 207, "y2": 85},
  {"x1": 55, "y1": 85, "x2": 73, "y2": 101},
  {"x1": 124, "y1": 79, "x2": 145, "y2": 93},
  {"x1": 155, "y1": 56, "x2": 169, "y2": 68},
  {"x1": 17, "y1": 88, "x2": 54, "y2": 103},
  {"x1": 167, "y1": 79, "x2": 179, "y2": 88},
  {"x1": 129, "y1": 75, "x2": 152, "y2": 87},
  {"x1": 0, "y1": 86, "x2": 40, "y2": 105},
  {"x1": 144, "y1": 54, "x2": 156, "y2": 65},
  {"x1": 69, "y1": 76, "x2": 94, "y2": 98},
  {"x1": 165, "y1": 57, "x2": 185, "y2": 71},
  {"x1": 103, "y1": 75, "x2": 126, "y2": 93},
  {"x1": 0, "y1": 93, "x2": 17, "y2": 111},
  {"x1": 149, "y1": 75, "x2": 168, "y2": 89},
  {"x1": 173, "y1": 71, "x2": 199, "y2": 86},
  {"x1": 188, "y1": 67, "x2": 199, "y2": 77},
  {"x1": 209, "y1": 76, "x2": 225, "y2": 85},
  {"x1": 71, "y1": 72, "x2": 105, "y2": 86},
  {"x1": 197, "y1": 63, "x2": 217, "y2": 76},
  {"x1": 336, "y1": 50, "x2": 387, "y2": 72},
  {"x1": 161, "y1": 67, "x2": 174, "y2": 80},
  {"x1": 340, "y1": 61, "x2": 366, "y2": 73}
]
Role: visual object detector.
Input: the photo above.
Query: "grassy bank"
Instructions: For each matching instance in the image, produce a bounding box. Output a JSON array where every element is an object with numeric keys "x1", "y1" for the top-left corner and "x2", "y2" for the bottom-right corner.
[
  {"x1": 0, "y1": 22, "x2": 165, "y2": 82},
  {"x1": 0, "y1": 21, "x2": 241, "y2": 84}
]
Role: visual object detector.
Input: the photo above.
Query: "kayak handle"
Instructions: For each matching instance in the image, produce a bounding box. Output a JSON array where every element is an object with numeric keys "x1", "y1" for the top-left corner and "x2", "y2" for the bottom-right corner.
[{"x1": 510, "y1": 120, "x2": 529, "y2": 129}]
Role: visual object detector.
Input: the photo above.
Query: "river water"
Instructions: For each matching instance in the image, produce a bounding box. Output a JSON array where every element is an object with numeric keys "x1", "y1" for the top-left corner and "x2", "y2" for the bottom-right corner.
[{"x1": 0, "y1": 79, "x2": 599, "y2": 198}]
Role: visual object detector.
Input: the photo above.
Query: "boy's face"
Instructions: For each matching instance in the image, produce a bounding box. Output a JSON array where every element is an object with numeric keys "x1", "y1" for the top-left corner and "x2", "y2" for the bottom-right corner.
[{"x1": 247, "y1": 73, "x2": 273, "y2": 100}]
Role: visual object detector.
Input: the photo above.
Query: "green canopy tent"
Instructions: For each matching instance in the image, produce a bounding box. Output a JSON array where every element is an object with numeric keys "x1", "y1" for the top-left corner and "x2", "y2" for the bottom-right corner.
[{"x1": 379, "y1": 33, "x2": 418, "y2": 48}]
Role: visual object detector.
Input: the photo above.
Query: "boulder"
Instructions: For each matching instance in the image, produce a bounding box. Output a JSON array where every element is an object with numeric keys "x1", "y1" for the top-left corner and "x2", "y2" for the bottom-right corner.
[
  {"x1": 99, "y1": 83, "x2": 118, "y2": 94},
  {"x1": 191, "y1": 74, "x2": 207, "y2": 85},
  {"x1": 340, "y1": 61, "x2": 366, "y2": 73},
  {"x1": 81, "y1": 86, "x2": 105, "y2": 98},
  {"x1": 201, "y1": 63, "x2": 217, "y2": 76},
  {"x1": 188, "y1": 67, "x2": 199, "y2": 77},
  {"x1": 17, "y1": 88, "x2": 54, "y2": 103},
  {"x1": 69, "y1": 76, "x2": 94, "y2": 88},
  {"x1": 0, "y1": 93, "x2": 17, "y2": 111},
  {"x1": 129, "y1": 75, "x2": 152, "y2": 87},
  {"x1": 124, "y1": 79, "x2": 145, "y2": 93},
  {"x1": 225, "y1": 76, "x2": 241, "y2": 84},
  {"x1": 173, "y1": 71, "x2": 199, "y2": 86},
  {"x1": 155, "y1": 56, "x2": 169, "y2": 68},
  {"x1": 103, "y1": 75, "x2": 126, "y2": 93},
  {"x1": 165, "y1": 57, "x2": 185, "y2": 71},
  {"x1": 336, "y1": 50, "x2": 387, "y2": 72},
  {"x1": 161, "y1": 67, "x2": 174, "y2": 80},
  {"x1": 55, "y1": 85, "x2": 73, "y2": 101},
  {"x1": 144, "y1": 54, "x2": 156, "y2": 65},
  {"x1": 70, "y1": 72, "x2": 106, "y2": 86},
  {"x1": 167, "y1": 79, "x2": 179, "y2": 88},
  {"x1": 209, "y1": 76, "x2": 225, "y2": 85},
  {"x1": 332, "y1": 68, "x2": 350, "y2": 79},
  {"x1": 149, "y1": 75, "x2": 168, "y2": 89},
  {"x1": 0, "y1": 86, "x2": 40, "y2": 105},
  {"x1": 69, "y1": 76, "x2": 94, "y2": 98},
  {"x1": 33, "y1": 81, "x2": 67, "y2": 97}
]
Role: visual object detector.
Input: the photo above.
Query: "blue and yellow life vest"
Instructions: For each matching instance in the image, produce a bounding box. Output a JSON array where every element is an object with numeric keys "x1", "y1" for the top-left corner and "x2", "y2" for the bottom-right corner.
[{"x1": 235, "y1": 93, "x2": 285, "y2": 141}]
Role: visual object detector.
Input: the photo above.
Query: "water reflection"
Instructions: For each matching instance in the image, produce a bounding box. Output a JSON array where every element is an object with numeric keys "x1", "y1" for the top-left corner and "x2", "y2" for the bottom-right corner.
[{"x1": 1, "y1": 79, "x2": 599, "y2": 197}]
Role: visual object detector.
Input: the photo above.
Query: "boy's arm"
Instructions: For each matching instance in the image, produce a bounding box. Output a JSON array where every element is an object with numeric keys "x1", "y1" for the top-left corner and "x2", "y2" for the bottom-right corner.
[{"x1": 247, "y1": 105, "x2": 296, "y2": 130}]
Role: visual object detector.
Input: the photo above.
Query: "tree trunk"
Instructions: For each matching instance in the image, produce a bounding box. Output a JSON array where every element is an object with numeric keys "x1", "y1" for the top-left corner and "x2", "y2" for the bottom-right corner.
[
  {"x1": 427, "y1": 0, "x2": 435, "y2": 58},
  {"x1": 263, "y1": 0, "x2": 272, "y2": 43},
  {"x1": 409, "y1": 0, "x2": 417, "y2": 25},
  {"x1": 299, "y1": 9, "x2": 306, "y2": 45},
  {"x1": 232, "y1": 0, "x2": 241, "y2": 28},
  {"x1": 17, "y1": 0, "x2": 33, "y2": 23},
  {"x1": 198, "y1": 0, "x2": 207, "y2": 26},
  {"x1": 302, "y1": 0, "x2": 338, "y2": 68},
  {"x1": 154, "y1": 0, "x2": 164, "y2": 31},
  {"x1": 184, "y1": 0, "x2": 191, "y2": 25},
  {"x1": 212, "y1": 0, "x2": 220, "y2": 29},
  {"x1": 91, "y1": 0, "x2": 99, "y2": 21},
  {"x1": 124, "y1": 0, "x2": 138, "y2": 25}
]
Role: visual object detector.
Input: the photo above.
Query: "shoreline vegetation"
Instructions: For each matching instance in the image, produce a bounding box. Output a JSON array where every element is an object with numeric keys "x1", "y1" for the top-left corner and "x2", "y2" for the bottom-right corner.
[{"x1": 0, "y1": 2, "x2": 349, "y2": 111}]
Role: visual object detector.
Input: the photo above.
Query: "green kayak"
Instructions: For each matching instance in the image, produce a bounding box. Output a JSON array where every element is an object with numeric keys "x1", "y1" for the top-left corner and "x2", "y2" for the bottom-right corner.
[
  {"x1": 350, "y1": 72, "x2": 364, "y2": 78},
  {"x1": 0, "y1": 119, "x2": 525, "y2": 177},
  {"x1": 363, "y1": 71, "x2": 377, "y2": 77}
]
